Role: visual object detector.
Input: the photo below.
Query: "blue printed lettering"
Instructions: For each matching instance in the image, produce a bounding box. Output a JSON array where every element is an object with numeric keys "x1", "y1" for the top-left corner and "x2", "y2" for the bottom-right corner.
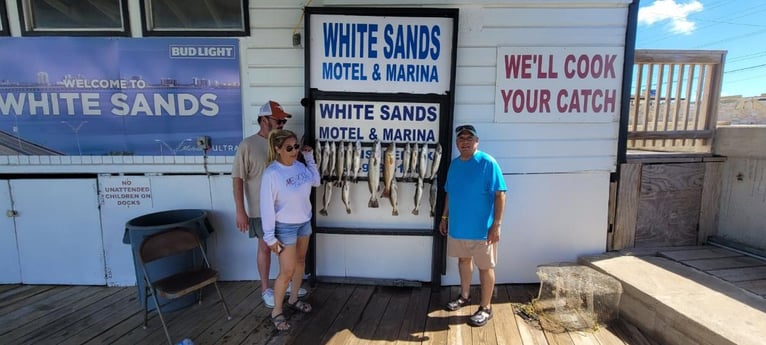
[
  {"x1": 322, "y1": 62, "x2": 368, "y2": 80},
  {"x1": 382, "y1": 128, "x2": 436, "y2": 142},
  {"x1": 318, "y1": 126, "x2": 365, "y2": 140},
  {"x1": 322, "y1": 22, "x2": 378, "y2": 58},
  {"x1": 385, "y1": 64, "x2": 438, "y2": 82},
  {"x1": 382, "y1": 24, "x2": 441, "y2": 60},
  {"x1": 379, "y1": 105, "x2": 437, "y2": 122},
  {"x1": 318, "y1": 103, "x2": 375, "y2": 120}
]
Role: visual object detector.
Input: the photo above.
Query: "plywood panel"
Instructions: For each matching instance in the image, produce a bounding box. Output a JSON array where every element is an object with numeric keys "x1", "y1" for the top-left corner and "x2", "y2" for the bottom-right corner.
[
  {"x1": 613, "y1": 163, "x2": 641, "y2": 250},
  {"x1": 635, "y1": 190, "x2": 701, "y2": 247},
  {"x1": 481, "y1": 7, "x2": 629, "y2": 27},
  {"x1": 698, "y1": 162, "x2": 722, "y2": 244},
  {"x1": 634, "y1": 163, "x2": 704, "y2": 248}
]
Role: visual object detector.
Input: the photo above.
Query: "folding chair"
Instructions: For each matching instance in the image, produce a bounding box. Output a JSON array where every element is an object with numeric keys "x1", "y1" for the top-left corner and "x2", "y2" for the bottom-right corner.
[{"x1": 139, "y1": 228, "x2": 231, "y2": 345}]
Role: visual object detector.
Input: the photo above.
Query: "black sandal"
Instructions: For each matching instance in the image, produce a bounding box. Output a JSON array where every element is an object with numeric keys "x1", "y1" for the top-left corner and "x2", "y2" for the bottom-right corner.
[
  {"x1": 271, "y1": 313, "x2": 291, "y2": 331},
  {"x1": 468, "y1": 306, "x2": 493, "y2": 327},
  {"x1": 445, "y1": 295, "x2": 470, "y2": 311},
  {"x1": 285, "y1": 299, "x2": 312, "y2": 313}
]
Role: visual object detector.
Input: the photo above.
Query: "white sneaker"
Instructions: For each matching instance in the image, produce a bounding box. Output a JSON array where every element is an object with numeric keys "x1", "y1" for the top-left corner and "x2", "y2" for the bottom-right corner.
[
  {"x1": 286, "y1": 283, "x2": 308, "y2": 297},
  {"x1": 261, "y1": 288, "x2": 275, "y2": 308}
]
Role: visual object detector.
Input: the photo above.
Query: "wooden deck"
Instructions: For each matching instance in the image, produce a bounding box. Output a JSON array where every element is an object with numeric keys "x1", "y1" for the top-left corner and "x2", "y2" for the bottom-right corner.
[{"x1": 0, "y1": 282, "x2": 657, "y2": 345}]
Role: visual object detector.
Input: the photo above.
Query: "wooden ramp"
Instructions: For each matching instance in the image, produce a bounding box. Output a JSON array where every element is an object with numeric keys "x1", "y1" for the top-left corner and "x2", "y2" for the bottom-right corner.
[{"x1": 0, "y1": 282, "x2": 656, "y2": 345}]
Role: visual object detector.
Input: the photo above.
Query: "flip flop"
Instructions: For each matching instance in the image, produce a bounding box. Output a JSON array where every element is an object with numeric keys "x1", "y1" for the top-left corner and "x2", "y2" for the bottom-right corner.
[{"x1": 271, "y1": 313, "x2": 291, "y2": 331}]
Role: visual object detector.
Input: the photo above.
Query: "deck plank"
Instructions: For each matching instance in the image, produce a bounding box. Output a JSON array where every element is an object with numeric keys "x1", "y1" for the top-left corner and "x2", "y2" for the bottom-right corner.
[
  {"x1": 707, "y1": 265, "x2": 766, "y2": 282},
  {"x1": 319, "y1": 285, "x2": 374, "y2": 345},
  {"x1": 659, "y1": 247, "x2": 741, "y2": 261},
  {"x1": 56, "y1": 288, "x2": 142, "y2": 345},
  {"x1": 682, "y1": 256, "x2": 765, "y2": 270},
  {"x1": 191, "y1": 283, "x2": 260, "y2": 345},
  {"x1": 0, "y1": 285, "x2": 91, "y2": 336},
  {"x1": 593, "y1": 324, "x2": 629, "y2": 345},
  {"x1": 284, "y1": 284, "x2": 354, "y2": 345},
  {"x1": 568, "y1": 331, "x2": 601, "y2": 345},
  {"x1": 421, "y1": 286, "x2": 451, "y2": 345},
  {"x1": 446, "y1": 286, "x2": 473, "y2": 345},
  {"x1": 394, "y1": 286, "x2": 431, "y2": 344},
  {"x1": 369, "y1": 286, "x2": 413, "y2": 343},
  {"x1": 0, "y1": 285, "x2": 57, "y2": 313},
  {"x1": 493, "y1": 285, "x2": 525, "y2": 345},
  {"x1": 509, "y1": 285, "x2": 548, "y2": 345},
  {"x1": 344, "y1": 286, "x2": 392, "y2": 345},
  {"x1": 11, "y1": 286, "x2": 126, "y2": 344}
]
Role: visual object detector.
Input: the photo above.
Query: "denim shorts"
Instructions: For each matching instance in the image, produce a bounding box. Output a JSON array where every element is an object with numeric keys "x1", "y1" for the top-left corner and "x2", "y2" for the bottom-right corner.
[{"x1": 275, "y1": 221, "x2": 312, "y2": 246}]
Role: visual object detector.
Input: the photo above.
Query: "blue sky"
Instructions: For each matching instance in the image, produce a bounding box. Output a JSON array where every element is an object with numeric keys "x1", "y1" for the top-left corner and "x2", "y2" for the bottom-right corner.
[{"x1": 636, "y1": 0, "x2": 766, "y2": 97}]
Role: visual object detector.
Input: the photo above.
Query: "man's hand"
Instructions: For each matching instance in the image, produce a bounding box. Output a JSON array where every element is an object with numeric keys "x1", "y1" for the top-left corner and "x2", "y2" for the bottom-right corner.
[
  {"x1": 236, "y1": 211, "x2": 249, "y2": 233},
  {"x1": 487, "y1": 224, "x2": 501, "y2": 244},
  {"x1": 439, "y1": 219, "x2": 448, "y2": 236}
]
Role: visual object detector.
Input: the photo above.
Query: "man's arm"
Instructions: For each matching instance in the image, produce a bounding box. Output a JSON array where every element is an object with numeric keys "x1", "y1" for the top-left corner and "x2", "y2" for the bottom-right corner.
[
  {"x1": 439, "y1": 193, "x2": 449, "y2": 236},
  {"x1": 487, "y1": 191, "x2": 505, "y2": 244},
  {"x1": 233, "y1": 177, "x2": 249, "y2": 232}
]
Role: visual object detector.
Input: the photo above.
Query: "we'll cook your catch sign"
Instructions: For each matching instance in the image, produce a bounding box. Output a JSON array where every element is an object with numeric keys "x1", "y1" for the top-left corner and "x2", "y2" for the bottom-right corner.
[{"x1": 495, "y1": 47, "x2": 624, "y2": 121}]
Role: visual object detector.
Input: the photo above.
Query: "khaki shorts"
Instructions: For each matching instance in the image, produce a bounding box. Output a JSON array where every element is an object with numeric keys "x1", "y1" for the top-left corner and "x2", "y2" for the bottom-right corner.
[
  {"x1": 248, "y1": 217, "x2": 264, "y2": 239},
  {"x1": 446, "y1": 237, "x2": 498, "y2": 270}
]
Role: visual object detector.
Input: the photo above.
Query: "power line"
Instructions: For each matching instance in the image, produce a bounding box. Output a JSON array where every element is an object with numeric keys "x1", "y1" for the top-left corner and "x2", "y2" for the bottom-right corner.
[{"x1": 724, "y1": 63, "x2": 766, "y2": 74}]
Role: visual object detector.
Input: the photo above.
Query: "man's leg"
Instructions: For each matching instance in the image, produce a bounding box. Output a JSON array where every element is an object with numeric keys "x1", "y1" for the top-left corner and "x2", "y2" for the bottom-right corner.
[
  {"x1": 257, "y1": 238, "x2": 272, "y2": 291},
  {"x1": 458, "y1": 257, "x2": 473, "y2": 299},
  {"x1": 478, "y1": 267, "x2": 495, "y2": 308}
]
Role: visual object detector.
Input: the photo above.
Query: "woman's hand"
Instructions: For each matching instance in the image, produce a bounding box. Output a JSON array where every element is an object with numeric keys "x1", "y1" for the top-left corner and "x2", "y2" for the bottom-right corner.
[{"x1": 270, "y1": 242, "x2": 283, "y2": 254}]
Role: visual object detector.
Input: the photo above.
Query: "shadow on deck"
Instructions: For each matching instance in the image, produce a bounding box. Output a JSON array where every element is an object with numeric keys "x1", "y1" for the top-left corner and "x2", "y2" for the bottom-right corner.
[{"x1": 0, "y1": 281, "x2": 657, "y2": 345}]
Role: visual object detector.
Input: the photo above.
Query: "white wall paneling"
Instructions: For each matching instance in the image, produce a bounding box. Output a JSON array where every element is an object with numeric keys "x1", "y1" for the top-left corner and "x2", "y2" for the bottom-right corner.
[{"x1": 0, "y1": 180, "x2": 21, "y2": 283}]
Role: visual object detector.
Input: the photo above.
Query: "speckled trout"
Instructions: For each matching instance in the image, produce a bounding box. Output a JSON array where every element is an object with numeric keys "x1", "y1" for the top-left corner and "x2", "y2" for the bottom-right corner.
[{"x1": 367, "y1": 140, "x2": 381, "y2": 208}]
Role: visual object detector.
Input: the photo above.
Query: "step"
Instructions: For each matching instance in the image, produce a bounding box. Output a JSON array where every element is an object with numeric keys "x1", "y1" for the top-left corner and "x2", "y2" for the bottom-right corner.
[{"x1": 579, "y1": 253, "x2": 766, "y2": 345}]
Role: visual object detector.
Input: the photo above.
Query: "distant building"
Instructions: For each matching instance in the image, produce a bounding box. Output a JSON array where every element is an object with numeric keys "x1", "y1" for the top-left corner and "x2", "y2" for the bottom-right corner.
[{"x1": 718, "y1": 94, "x2": 766, "y2": 125}]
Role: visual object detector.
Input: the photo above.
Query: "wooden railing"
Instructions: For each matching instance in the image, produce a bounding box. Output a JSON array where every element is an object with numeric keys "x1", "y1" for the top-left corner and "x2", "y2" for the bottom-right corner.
[{"x1": 628, "y1": 50, "x2": 726, "y2": 153}]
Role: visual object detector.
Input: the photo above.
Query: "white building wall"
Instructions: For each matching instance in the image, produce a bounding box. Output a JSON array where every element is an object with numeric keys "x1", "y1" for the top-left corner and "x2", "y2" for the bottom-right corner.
[{"x1": 0, "y1": 0, "x2": 632, "y2": 285}]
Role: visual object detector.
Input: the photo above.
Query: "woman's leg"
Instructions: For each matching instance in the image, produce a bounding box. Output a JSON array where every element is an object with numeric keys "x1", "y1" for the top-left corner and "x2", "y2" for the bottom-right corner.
[
  {"x1": 287, "y1": 235, "x2": 310, "y2": 305},
  {"x1": 272, "y1": 245, "x2": 296, "y2": 320}
]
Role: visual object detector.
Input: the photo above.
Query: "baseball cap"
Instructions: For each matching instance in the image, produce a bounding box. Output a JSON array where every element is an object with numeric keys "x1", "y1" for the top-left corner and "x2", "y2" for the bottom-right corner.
[
  {"x1": 455, "y1": 124, "x2": 477, "y2": 136},
  {"x1": 258, "y1": 100, "x2": 292, "y2": 120}
]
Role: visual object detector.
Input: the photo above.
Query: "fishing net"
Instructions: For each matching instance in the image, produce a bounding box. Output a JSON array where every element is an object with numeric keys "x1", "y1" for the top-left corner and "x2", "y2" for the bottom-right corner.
[{"x1": 532, "y1": 262, "x2": 622, "y2": 333}]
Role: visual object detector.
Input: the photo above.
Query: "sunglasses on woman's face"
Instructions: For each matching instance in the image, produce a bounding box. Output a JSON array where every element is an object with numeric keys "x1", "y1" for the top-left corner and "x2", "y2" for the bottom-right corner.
[{"x1": 283, "y1": 144, "x2": 301, "y2": 152}]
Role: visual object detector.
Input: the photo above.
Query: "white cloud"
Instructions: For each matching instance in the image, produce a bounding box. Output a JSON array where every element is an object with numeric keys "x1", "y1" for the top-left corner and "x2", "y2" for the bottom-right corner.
[{"x1": 639, "y1": 0, "x2": 704, "y2": 35}]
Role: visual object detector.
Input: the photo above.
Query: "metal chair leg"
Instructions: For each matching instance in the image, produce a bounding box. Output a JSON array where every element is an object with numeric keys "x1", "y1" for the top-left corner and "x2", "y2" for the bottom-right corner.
[
  {"x1": 213, "y1": 282, "x2": 232, "y2": 320},
  {"x1": 143, "y1": 286, "x2": 149, "y2": 328},
  {"x1": 149, "y1": 290, "x2": 173, "y2": 345}
]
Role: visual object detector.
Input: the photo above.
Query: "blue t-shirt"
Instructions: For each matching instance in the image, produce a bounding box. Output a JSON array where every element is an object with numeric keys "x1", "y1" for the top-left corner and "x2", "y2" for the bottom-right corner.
[{"x1": 444, "y1": 150, "x2": 507, "y2": 240}]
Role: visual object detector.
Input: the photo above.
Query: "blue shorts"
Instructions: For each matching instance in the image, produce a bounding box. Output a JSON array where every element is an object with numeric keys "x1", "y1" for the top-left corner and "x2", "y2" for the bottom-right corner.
[{"x1": 275, "y1": 221, "x2": 312, "y2": 246}]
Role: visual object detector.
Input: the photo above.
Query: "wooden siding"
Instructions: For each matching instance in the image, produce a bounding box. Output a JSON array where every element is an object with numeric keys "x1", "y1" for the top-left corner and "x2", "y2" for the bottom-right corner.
[{"x1": 244, "y1": 1, "x2": 631, "y2": 174}]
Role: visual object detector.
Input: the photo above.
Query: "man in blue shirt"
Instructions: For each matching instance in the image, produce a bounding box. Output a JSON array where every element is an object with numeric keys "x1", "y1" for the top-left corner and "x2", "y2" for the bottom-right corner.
[{"x1": 439, "y1": 124, "x2": 507, "y2": 327}]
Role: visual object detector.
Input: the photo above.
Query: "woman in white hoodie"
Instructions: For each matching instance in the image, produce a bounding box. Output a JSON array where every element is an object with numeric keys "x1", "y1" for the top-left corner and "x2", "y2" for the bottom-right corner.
[{"x1": 259, "y1": 129, "x2": 321, "y2": 331}]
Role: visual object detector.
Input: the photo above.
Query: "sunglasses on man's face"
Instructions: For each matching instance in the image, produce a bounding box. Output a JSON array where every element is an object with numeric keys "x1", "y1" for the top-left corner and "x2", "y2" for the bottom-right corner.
[
  {"x1": 283, "y1": 144, "x2": 301, "y2": 152},
  {"x1": 269, "y1": 117, "x2": 287, "y2": 125}
]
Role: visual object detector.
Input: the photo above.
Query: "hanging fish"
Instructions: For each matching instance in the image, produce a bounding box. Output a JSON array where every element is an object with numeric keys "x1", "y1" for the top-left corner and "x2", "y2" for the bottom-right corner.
[
  {"x1": 334, "y1": 140, "x2": 345, "y2": 187},
  {"x1": 382, "y1": 142, "x2": 396, "y2": 198},
  {"x1": 314, "y1": 140, "x2": 323, "y2": 174},
  {"x1": 344, "y1": 141, "x2": 354, "y2": 182},
  {"x1": 341, "y1": 180, "x2": 351, "y2": 214},
  {"x1": 418, "y1": 143, "x2": 429, "y2": 180},
  {"x1": 402, "y1": 143, "x2": 411, "y2": 178},
  {"x1": 326, "y1": 141, "x2": 336, "y2": 179},
  {"x1": 367, "y1": 140, "x2": 381, "y2": 208},
  {"x1": 412, "y1": 178, "x2": 424, "y2": 215},
  {"x1": 429, "y1": 178, "x2": 438, "y2": 217},
  {"x1": 429, "y1": 143, "x2": 442, "y2": 180},
  {"x1": 320, "y1": 141, "x2": 331, "y2": 179},
  {"x1": 319, "y1": 181, "x2": 333, "y2": 216},
  {"x1": 351, "y1": 140, "x2": 362, "y2": 183},
  {"x1": 390, "y1": 177, "x2": 399, "y2": 216},
  {"x1": 410, "y1": 143, "x2": 420, "y2": 179}
]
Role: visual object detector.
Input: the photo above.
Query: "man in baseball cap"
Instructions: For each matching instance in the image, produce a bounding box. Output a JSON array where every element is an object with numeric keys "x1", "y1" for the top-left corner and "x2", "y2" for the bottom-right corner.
[{"x1": 258, "y1": 100, "x2": 292, "y2": 121}]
